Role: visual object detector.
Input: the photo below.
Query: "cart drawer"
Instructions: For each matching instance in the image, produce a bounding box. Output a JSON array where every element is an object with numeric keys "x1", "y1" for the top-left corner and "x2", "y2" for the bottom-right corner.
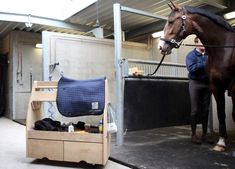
[
  {"x1": 27, "y1": 139, "x2": 63, "y2": 161},
  {"x1": 64, "y1": 141, "x2": 103, "y2": 164}
]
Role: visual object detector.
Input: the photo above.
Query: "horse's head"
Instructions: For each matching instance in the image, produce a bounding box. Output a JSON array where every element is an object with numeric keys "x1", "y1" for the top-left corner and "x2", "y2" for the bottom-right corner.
[{"x1": 160, "y1": 2, "x2": 191, "y2": 55}]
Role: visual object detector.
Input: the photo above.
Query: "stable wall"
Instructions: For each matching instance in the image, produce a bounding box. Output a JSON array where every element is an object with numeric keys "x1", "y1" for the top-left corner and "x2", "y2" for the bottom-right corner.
[
  {"x1": 42, "y1": 31, "x2": 152, "y2": 123},
  {"x1": 43, "y1": 31, "x2": 151, "y2": 99}
]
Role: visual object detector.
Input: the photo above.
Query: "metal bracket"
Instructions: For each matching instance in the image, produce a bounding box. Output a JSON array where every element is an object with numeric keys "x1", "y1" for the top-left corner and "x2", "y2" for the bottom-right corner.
[{"x1": 181, "y1": 15, "x2": 186, "y2": 20}]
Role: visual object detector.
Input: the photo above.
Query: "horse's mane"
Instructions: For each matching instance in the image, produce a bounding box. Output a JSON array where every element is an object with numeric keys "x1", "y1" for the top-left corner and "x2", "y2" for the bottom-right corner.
[{"x1": 184, "y1": 6, "x2": 235, "y2": 32}]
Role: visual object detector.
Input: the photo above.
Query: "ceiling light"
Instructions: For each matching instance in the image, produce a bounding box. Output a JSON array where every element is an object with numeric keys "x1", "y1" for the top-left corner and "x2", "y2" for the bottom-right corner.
[
  {"x1": 25, "y1": 14, "x2": 33, "y2": 27},
  {"x1": 224, "y1": 11, "x2": 235, "y2": 20},
  {"x1": 25, "y1": 22, "x2": 33, "y2": 27},
  {"x1": 35, "y1": 43, "x2": 42, "y2": 48},
  {"x1": 152, "y1": 31, "x2": 164, "y2": 38}
]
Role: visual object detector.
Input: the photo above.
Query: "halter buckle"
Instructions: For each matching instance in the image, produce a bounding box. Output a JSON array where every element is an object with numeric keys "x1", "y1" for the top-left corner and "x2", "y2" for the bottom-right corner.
[
  {"x1": 170, "y1": 39, "x2": 176, "y2": 44},
  {"x1": 170, "y1": 39, "x2": 182, "y2": 48},
  {"x1": 181, "y1": 15, "x2": 186, "y2": 20}
]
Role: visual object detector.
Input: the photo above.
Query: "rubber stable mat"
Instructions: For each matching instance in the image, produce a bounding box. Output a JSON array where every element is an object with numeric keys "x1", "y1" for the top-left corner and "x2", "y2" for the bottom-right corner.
[
  {"x1": 110, "y1": 126, "x2": 235, "y2": 169},
  {"x1": 13, "y1": 119, "x2": 26, "y2": 126}
]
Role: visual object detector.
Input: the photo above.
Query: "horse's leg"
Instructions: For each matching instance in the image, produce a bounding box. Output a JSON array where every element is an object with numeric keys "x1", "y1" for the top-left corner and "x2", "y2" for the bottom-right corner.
[
  {"x1": 210, "y1": 84, "x2": 227, "y2": 151},
  {"x1": 231, "y1": 84, "x2": 235, "y2": 121}
]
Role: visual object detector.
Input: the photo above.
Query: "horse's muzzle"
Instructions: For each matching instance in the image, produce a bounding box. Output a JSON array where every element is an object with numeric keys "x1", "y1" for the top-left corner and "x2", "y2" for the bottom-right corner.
[
  {"x1": 160, "y1": 45, "x2": 172, "y2": 55},
  {"x1": 161, "y1": 49, "x2": 172, "y2": 55}
]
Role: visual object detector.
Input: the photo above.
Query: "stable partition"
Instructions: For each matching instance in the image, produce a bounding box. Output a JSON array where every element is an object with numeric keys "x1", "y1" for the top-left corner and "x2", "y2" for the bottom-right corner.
[
  {"x1": 124, "y1": 77, "x2": 190, "y2": 131},
  {"x1": 123, "y1": 59, "x2": 190, "y2": 131}
]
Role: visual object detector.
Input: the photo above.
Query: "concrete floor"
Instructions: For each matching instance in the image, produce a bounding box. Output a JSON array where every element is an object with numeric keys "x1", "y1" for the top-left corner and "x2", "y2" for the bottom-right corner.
[{"x1": 0, "y1": 117, "x2": 131, "y2": 169}]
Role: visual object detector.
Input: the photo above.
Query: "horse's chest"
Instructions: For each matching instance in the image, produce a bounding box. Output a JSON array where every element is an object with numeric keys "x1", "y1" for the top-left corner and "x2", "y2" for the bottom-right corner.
[
  {"x1": 207, "y1": 51, "x2": 235, "y2": 83},
  {"x1": 208, "y1": 68, "x2": 223, "y2": 81},
  {"x1": 207, "y1": 65, "x2": 234, "y2": 87}
]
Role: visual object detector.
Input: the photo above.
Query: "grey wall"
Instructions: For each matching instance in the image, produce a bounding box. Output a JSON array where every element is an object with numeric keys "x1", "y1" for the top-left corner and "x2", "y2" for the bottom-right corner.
[
  {"x1": 43, "y1": 31, "x2": 152, "y2": 100},
  {"x1": 42, "y1": 31, "x2": 153, "y2": 123}
]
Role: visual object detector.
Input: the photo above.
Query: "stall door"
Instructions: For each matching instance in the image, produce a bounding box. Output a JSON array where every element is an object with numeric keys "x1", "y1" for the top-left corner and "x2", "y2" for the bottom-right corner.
[{"x1": 15, "y1": 43, "x2": 42, "y2": 120}]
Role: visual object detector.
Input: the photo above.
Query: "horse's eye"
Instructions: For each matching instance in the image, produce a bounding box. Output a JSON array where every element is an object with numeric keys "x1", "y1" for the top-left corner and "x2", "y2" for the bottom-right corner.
[{"x1": 168, "y1": 20, "x2": 174, "y2": 24}]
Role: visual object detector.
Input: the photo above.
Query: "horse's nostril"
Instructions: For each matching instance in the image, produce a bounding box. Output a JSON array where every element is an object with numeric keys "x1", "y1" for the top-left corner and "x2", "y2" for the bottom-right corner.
[{"x1": 161, "y1": 50, "x2": 166, "y2": 55}]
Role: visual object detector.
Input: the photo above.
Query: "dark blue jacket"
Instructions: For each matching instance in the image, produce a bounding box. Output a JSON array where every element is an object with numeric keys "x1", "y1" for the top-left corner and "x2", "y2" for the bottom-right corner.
[{"x1": 186, "y1": 48, "x2": 208, "y2": 81}]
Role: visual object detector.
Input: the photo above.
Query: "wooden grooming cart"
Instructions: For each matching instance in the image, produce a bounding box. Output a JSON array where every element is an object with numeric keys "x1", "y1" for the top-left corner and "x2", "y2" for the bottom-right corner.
[{"x1": 26, "y1": 81, "x2": 110, "y2": 165}]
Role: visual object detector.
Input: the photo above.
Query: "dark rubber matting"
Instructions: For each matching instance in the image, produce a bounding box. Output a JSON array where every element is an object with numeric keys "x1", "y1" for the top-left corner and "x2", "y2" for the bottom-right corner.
[
  {"x1": 124, "y1": 79, "x2": 191, "y2": 131},
  {"x1": 110, "y1": 126, "x2": 235, "y2": 169},
  {"x1": 13, "y1": 119, "x2": 26, "y2": 126}
]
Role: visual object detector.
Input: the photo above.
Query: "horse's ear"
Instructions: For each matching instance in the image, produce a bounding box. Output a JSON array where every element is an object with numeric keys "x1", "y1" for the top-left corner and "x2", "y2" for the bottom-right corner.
[
  {"x1": 168, "y1": 3, "x2": 173, "y2": 10},
  {"x1": 170, "y1": 1, "x2": 181, "y2": 11}
]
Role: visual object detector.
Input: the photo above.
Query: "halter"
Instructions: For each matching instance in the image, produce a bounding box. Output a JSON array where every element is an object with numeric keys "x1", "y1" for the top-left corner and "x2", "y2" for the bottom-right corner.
[
  {"x1": 160, "y1": 37, "x2": 183, "y2": 48},
  {"x1": 161, "y1": 9, "x2": 188, "y2": 49}
]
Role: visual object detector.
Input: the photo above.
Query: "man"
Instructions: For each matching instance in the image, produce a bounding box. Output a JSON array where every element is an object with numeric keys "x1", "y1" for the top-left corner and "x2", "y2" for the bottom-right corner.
[{"x1": 186, "y1": 36, "x2": 213, "y2": 144}]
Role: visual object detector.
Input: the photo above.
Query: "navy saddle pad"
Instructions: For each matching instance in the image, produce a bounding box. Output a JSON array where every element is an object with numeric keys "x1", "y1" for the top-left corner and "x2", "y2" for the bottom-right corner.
[{"x1": 56, "y1": 76, "x2": 105, "y2": 117}]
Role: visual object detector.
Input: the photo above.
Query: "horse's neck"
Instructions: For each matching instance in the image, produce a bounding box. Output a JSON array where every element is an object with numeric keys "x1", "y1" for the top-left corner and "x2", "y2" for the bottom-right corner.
[
  {"x1": 190, "y1": 14, "x2": 235, "y2": 67},
  {"x1": 190, "y1": 14, "x2": 232, "y2": 46}
]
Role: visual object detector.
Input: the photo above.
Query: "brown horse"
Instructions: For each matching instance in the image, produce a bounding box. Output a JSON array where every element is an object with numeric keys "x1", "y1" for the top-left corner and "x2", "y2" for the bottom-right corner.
[{"x1": 160, "y1": 2, "x2": 235, "y2": 151}]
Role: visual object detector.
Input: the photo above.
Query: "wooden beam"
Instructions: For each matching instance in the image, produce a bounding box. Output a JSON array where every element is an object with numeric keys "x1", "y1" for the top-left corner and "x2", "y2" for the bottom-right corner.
[{"x1": 198, "y1": 0, "x2": 227, "y2": 9}]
